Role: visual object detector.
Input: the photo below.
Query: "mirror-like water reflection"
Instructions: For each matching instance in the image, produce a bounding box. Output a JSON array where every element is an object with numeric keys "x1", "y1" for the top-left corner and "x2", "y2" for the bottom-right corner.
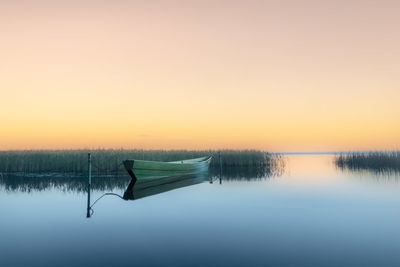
[
  {"x1": 0, "y1": 163, "x2": 283, "y2": 193},
  {"x1": 1, "y1": 154, "x2": 400, "y2": 267}
]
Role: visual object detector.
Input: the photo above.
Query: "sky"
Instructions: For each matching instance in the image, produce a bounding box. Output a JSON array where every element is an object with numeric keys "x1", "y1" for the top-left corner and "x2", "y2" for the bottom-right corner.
[{"x1": 1, "y1": 0, "x2": 399, "y2": 152}]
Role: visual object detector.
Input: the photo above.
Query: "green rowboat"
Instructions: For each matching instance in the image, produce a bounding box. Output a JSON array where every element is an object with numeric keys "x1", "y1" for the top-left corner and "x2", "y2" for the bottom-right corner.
[{"x1": 123, "y1": 156, "x2": 212, "y2": 182}]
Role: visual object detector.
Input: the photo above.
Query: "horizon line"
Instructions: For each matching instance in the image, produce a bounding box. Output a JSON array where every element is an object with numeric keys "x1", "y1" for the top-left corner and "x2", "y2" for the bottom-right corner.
[{"x1": 0, "y1": 148, "x2": 398, "y2": 155}]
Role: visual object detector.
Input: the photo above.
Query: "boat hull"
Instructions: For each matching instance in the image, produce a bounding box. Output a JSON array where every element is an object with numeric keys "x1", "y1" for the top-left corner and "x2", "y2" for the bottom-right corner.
[{"x1": 123, "y1": 156, "x2": 212, "y2": 180}]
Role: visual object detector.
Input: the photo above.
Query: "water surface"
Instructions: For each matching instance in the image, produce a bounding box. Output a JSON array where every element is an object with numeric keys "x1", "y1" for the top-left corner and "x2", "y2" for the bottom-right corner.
[{"x1": 1, "y1": 154, "x2": 400, "y2": 266}]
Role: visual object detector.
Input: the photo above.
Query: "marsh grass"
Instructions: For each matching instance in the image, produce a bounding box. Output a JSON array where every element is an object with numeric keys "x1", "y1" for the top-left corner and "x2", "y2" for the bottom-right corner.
[
  {"x1": 0, "y1": 149, "x2": 280, "y2": 176},
  {"x1": 335, "y1": 151, "x2": 400, "y2": 172},
  {"x1": 0, "y1": 150, "x2": 284, "y2": 192}
]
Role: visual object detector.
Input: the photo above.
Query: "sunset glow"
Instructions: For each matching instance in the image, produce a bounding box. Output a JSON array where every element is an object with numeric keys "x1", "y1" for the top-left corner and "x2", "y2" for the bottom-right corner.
[{"x1": 1, "y1": 1, "x2": 399, "y2": 151}]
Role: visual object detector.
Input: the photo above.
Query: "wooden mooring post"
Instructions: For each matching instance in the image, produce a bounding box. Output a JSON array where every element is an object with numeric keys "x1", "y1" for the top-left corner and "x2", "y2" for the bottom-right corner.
[
  {"x1": 219, "y1": 151, "x2": 222, "y2": 184},
  {"x1": 86, "y1": 153, "x2": 92, "y2": 218}
]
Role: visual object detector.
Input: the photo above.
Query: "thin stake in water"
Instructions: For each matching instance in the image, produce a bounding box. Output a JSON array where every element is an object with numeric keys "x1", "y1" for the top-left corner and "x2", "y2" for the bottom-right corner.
[{"x1": 86, "y1": 153, "x2": 91, "y2": 218}]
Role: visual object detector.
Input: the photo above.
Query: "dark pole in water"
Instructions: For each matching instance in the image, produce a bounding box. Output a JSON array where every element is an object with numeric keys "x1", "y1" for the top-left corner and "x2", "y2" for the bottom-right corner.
[
  {"x1": 86, "y1": 153, "x2": 92, "y2": 218},
  {"x1": 219, "y1": 151, "x2": 222, "y2": 184}
]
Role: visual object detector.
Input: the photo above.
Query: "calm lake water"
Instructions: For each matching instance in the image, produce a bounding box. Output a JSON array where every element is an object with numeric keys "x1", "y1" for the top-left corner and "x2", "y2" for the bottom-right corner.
[{"x1": 1, "y1": 154, "x2": 400, "y2": 267}]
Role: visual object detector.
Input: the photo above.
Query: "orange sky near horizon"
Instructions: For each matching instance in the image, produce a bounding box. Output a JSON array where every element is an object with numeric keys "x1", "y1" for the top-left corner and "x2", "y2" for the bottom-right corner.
[{"x1": 1, "y1": 0, "x2": 399, "y2": 152}]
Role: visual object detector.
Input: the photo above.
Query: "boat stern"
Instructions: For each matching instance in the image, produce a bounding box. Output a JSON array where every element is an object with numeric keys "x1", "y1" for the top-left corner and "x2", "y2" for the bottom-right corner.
[{"x1": 123, "y1": 160, "x2": 134, "y2": 171}]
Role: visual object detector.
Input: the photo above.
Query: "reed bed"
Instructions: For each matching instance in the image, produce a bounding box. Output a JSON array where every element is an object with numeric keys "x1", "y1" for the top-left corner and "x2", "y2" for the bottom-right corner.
[
  {"x1": 0, "y1": 149, "x2": 280, "y2": 175},
  {"x1": 335, "y1": 151, "x2": 400, "y2": 172}
]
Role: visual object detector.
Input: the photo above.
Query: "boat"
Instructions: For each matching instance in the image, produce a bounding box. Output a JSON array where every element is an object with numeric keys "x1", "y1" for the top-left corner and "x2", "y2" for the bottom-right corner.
[{"x1": 122, "y1": 156, "x2": 212, "y2": 187}]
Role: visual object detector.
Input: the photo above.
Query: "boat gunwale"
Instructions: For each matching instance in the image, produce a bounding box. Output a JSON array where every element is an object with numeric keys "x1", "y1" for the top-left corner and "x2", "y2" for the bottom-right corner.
[{"x1": 124, "y1": 156, "x2": 212, "y2": 166}]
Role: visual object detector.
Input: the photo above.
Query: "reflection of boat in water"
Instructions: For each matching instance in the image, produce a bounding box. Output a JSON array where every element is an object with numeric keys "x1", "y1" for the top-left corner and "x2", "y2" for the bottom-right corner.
[
  {"x1": 87, "y1": 171, "x2": 210, "y2": 217},
  {"x1": 122, "y1": 171, "x2": 210, "y2": 200}
]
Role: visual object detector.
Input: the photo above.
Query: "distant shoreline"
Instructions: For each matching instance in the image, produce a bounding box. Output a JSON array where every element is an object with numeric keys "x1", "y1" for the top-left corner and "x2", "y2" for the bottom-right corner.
[{"x1": 274, "y1": 151, "x2": 399, "y2": 155}]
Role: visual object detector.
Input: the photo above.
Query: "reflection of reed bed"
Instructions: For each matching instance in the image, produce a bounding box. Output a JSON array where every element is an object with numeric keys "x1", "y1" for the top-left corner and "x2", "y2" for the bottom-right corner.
[
  {"x1": 0, "y1": 173, "x2": 207, "y2": 193},
  {"x1": 0, "y1": 149, "x2": 279, "y2": 175},
  {"x1": 210, "y1": 160, "x2": 285, "y2": 180},
  {"x1": 335, "y1": 151, "x2": 400, "y2": 173},
  {"x1": 0, "y1": 174, "x2": 131, "y2": 193},
  {"x1": 338, "y1": 168, "x2": 400, "y2": 184}
]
